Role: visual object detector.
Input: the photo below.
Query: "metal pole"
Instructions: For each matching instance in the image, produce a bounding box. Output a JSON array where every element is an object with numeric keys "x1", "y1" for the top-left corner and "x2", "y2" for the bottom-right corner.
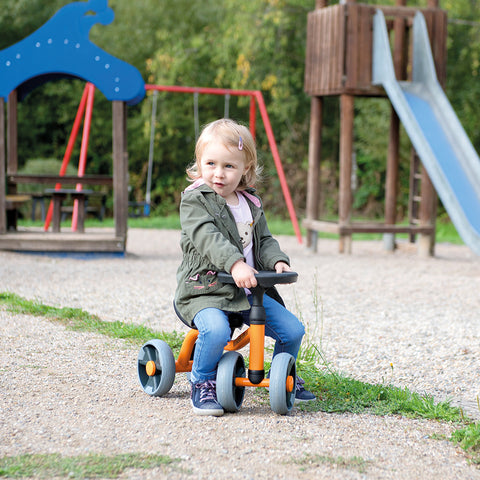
[
  {"x1": 72, "y1": 82, "x2": 95, "y2": 231},
  {"x1": 224, "y1": 93, "x2": 230, "y2": 118},
  {"x1": 145, "y1": 90, "x2": 158, "y2": 215},
  {"x1": 44, "y1": 83, "x2": 90, "y2": 231},
  {"x1": 194, "y1": 92, "x2": 199, "y2": 141}
]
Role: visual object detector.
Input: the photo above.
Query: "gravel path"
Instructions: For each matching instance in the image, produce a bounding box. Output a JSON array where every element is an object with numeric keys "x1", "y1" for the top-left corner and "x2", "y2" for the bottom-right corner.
[{"x1": 0, "y1": 228, "x2": 479, "y2": 479}]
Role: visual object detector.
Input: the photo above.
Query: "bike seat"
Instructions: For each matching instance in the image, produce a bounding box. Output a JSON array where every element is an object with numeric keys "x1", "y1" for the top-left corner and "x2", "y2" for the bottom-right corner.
[{"x1": 217, "y1": 270, "x2": 298, "y2": 289}]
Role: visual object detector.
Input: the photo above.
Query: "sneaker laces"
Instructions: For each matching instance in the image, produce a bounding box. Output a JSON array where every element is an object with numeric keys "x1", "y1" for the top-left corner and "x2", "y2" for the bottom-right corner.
[
  {"x1": 196, "y1": 380, "x2": 218, "y2": 403},
  {"x1": 295, "y1": 376, "x2": 305, "y2": 392}
]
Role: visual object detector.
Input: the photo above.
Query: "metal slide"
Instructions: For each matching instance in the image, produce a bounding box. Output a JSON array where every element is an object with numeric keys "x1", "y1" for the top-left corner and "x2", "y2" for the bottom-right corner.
[{"x1": 372, "y1": 10, "x2": 480, "y2": 256}]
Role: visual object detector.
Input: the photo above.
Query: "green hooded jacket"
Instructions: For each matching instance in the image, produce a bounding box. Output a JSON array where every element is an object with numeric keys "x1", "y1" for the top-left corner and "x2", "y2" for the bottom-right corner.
[{"x1": 174, "y1": 182, "x2": 290, "y2": 327}]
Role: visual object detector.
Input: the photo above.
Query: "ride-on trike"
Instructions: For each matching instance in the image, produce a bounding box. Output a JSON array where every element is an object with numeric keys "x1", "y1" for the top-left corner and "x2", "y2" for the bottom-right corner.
[{"x1": 137, "y1": 271, "x2": 298, "y2": 415}]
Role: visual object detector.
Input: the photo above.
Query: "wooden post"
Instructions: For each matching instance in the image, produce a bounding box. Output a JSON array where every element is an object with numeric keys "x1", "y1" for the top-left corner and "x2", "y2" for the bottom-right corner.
[
  {"x1": 339, "y1": 94, "x2": 354, "y2": 253},
  {"x1": 0, "y1": 98, "x2": 5, "y2": 234},
  {"x1": 7, "y1": 90, "x2": 18, "y2": 180},
  {"x1": 112, "y1": 101, "x2": 128, "y2": 244},
  {"x1": 418, "y1": 166, "x2": 437, "y2": 257},
  {"x1": 315, "y1": 0, "x2": 328, "y2": 7},
  {"x1": 384, "y1": 0, "x2": 407, "y2": 251},
  {"x1": 305, "y1": 96, "x2": 323, "y2": 250},
  {"x1": 384, "y1": 113, "x2": 400, "y2": 251},
  {"x1": 421, "y1": 0, "x2": 439, "y2": 256},
  {"x1": 6, "y1": 90, "x2": 19, "y2": 230}
]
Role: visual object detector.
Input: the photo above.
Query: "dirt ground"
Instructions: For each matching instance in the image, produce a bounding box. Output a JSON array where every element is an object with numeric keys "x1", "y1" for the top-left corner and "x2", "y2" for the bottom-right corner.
[{"x1": 0, "y1": 228, "x2": 479, "y2": 479}]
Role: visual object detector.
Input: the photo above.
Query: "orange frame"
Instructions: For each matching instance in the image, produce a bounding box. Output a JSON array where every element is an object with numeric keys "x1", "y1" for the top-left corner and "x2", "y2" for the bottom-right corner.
[{"x1": 173, "y1": 324, "x2": 293, "y2": 392}]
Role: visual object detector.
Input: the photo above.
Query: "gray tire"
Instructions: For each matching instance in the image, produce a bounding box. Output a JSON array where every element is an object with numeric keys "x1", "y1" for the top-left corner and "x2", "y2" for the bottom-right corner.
[
  {"x1": 137, "y1": 339, "x2": 176, "y2": 396},
  {"x1": 216, "y1": 351, "x2": 246, "y2": 412}
]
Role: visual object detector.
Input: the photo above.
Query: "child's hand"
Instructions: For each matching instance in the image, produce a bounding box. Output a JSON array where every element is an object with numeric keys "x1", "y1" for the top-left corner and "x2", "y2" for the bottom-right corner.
[
  {"x1": 231, "y1": 260, "x2": 258, "y2": 289},
  {"x1": 274, "y1": 261, "x2": 291, "y2": 273}
]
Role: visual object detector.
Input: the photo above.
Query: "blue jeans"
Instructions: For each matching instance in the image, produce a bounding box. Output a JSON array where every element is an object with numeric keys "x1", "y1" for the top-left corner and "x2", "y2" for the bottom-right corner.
[{"x1": 190, "y1": 294, "x2": 305, "y2": 383}]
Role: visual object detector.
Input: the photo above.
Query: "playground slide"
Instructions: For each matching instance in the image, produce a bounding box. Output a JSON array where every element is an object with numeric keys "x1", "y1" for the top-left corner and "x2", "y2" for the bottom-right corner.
[{"x1": 372, "y1": 10, "x2": 480, "y2": 256}]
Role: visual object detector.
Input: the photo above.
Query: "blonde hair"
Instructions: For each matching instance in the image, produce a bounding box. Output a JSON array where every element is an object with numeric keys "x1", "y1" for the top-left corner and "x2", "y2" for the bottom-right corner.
[{"x1": 186, "y1": 118, "x2": 260, "y2": 189}]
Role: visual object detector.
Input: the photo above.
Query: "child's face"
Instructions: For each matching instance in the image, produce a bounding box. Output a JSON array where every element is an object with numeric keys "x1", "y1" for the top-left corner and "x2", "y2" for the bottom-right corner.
[{"x1": 199, "y1": 141, "x2": 248, "y2": 203}]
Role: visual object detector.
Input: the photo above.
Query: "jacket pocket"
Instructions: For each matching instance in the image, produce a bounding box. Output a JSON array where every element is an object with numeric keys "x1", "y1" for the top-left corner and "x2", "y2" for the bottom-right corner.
[{"x1": 185, "y1": 270, "x2": 222, "y2": 294}]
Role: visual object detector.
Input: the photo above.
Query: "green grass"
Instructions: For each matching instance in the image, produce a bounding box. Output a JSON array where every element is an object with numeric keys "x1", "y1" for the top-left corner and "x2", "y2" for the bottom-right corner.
[
  {"x1": 451, "y1": 422, "x2": 480, "y2": 465},
  {"x1": 291, "y1": 453, "x2": 369, "y2": 474},
  {"x1": 297, "y1": 361, "x2": 462, "y2": 420},
  {"x1": 0, "y1": 453, "x2": 178, "y2": 478},
  {"x1": 0, "y1": 292, "x2": 184, "y2": 354},
  {"x1": 17, "y1": 215, "x2": 182, "y2": 231},
  {"x1": 1, "y1": 292, "x2": 478, "y2": 467}
]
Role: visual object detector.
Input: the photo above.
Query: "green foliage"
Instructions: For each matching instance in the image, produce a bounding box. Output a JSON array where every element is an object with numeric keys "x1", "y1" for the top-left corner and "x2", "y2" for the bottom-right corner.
[
  {"x1": 451, "y1": 422, "x2": 480, "y2": 464},
  {"x1": 353, "y1": 98, "x2": 412, "y2": 218},
  {"x1": 0, "y1": 1, "x2": 71, "y2": 50},
  {"x1": 0, "y1": 453, "x2": 178, "y2": 478},
  {"x1": 144, "y1": 0, "x2": 315, "y2": 216},
  {"x1": 16, "y1": 158, "x2": 77, "y2": 193},
  {"x1": 443, "y1": 0, "x2": 480, "y2": 153}
]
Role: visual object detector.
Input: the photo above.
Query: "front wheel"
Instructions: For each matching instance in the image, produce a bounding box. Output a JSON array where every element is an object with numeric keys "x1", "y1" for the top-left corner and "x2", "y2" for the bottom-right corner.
[
  {"x1": 216, "y1": 351, "x2": 246, "y2": 412},
  {"x1": 269, "y1": 353, "x2": 296, "y2": 415},
  {"x1": 137, "y1": 339, "x2": 176, "y2": 396}
]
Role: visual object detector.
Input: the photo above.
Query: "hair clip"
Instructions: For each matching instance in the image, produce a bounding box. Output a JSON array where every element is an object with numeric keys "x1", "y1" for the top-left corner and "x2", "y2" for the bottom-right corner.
[{"x1": 238, "y1": 136, "x2": 243, "y2": 151}]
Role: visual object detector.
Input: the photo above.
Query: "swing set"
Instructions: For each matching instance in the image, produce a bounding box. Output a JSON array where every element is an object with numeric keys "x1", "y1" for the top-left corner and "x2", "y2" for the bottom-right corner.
[
  {"x1": 46, "y1": 82, "x2": 302, "y2": 244},
  {"x1": 144, "y1": 84, "x2": 302, "y2": 244}
]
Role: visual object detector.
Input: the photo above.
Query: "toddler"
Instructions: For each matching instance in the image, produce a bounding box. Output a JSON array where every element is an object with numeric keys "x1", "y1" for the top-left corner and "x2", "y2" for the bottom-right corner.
[{"x1": 174, "y1": 118, "x2": 315, "y2": 416}]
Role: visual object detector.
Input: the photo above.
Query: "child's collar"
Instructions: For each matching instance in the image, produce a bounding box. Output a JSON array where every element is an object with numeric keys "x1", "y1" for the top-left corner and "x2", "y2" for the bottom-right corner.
[{"x1": 183, "y1": 178, "x2": 205, "y2": 192}]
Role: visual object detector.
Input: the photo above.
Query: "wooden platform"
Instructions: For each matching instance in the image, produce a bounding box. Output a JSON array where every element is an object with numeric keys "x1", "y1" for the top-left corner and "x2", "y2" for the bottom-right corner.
[
  {"x1": 0, "y1": 228, "x2": 125, "y2": 252},
  {"x1": 302, "y1": 218, "x2": 435, "y2": 235}
]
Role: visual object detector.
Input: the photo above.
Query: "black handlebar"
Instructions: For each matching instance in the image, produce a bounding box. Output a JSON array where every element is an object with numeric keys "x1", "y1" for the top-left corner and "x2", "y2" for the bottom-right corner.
[{"x1": 217, "y1": 271, "x2": 298, "y2": 288}]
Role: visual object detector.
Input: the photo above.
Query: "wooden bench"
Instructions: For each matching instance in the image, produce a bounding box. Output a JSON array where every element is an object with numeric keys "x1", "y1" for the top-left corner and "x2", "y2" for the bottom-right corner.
[
  {"x1": 44, "y1": 189, "x2": 95, "y2": 233},
  {"x1": 7, "y1": 174, "x2": 112, "y2": 232},
  {"x1": 60, "y1": 191, "x2": 107, "y2": 222}
]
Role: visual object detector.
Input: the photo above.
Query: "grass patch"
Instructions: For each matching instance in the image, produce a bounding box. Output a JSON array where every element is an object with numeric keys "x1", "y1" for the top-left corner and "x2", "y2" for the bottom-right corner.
[
  {"x1": 0, "y1": 452, "x2": 178, "y2": 478},
  {"x1": 292, "y1": 453, "x2": 369, "y2": 474},
  {"x1": 297, "y1": 363, "x2": 461, "y2": 420},
  {"x1": 451, "y1": 422, "x2": 480, "y2": 465},
  {"x1": 0, "y1": 292, "x2": 184, "y2": 354}
]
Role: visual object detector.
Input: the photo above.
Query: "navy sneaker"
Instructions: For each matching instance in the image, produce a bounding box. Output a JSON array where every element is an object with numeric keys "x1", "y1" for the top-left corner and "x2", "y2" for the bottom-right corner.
[
  {"x1": 295, "y1": 376, "x2": 316, "y2": 404},
  {"x1": 190, "y1": 380, "x2": 224, "y2": 416}
]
